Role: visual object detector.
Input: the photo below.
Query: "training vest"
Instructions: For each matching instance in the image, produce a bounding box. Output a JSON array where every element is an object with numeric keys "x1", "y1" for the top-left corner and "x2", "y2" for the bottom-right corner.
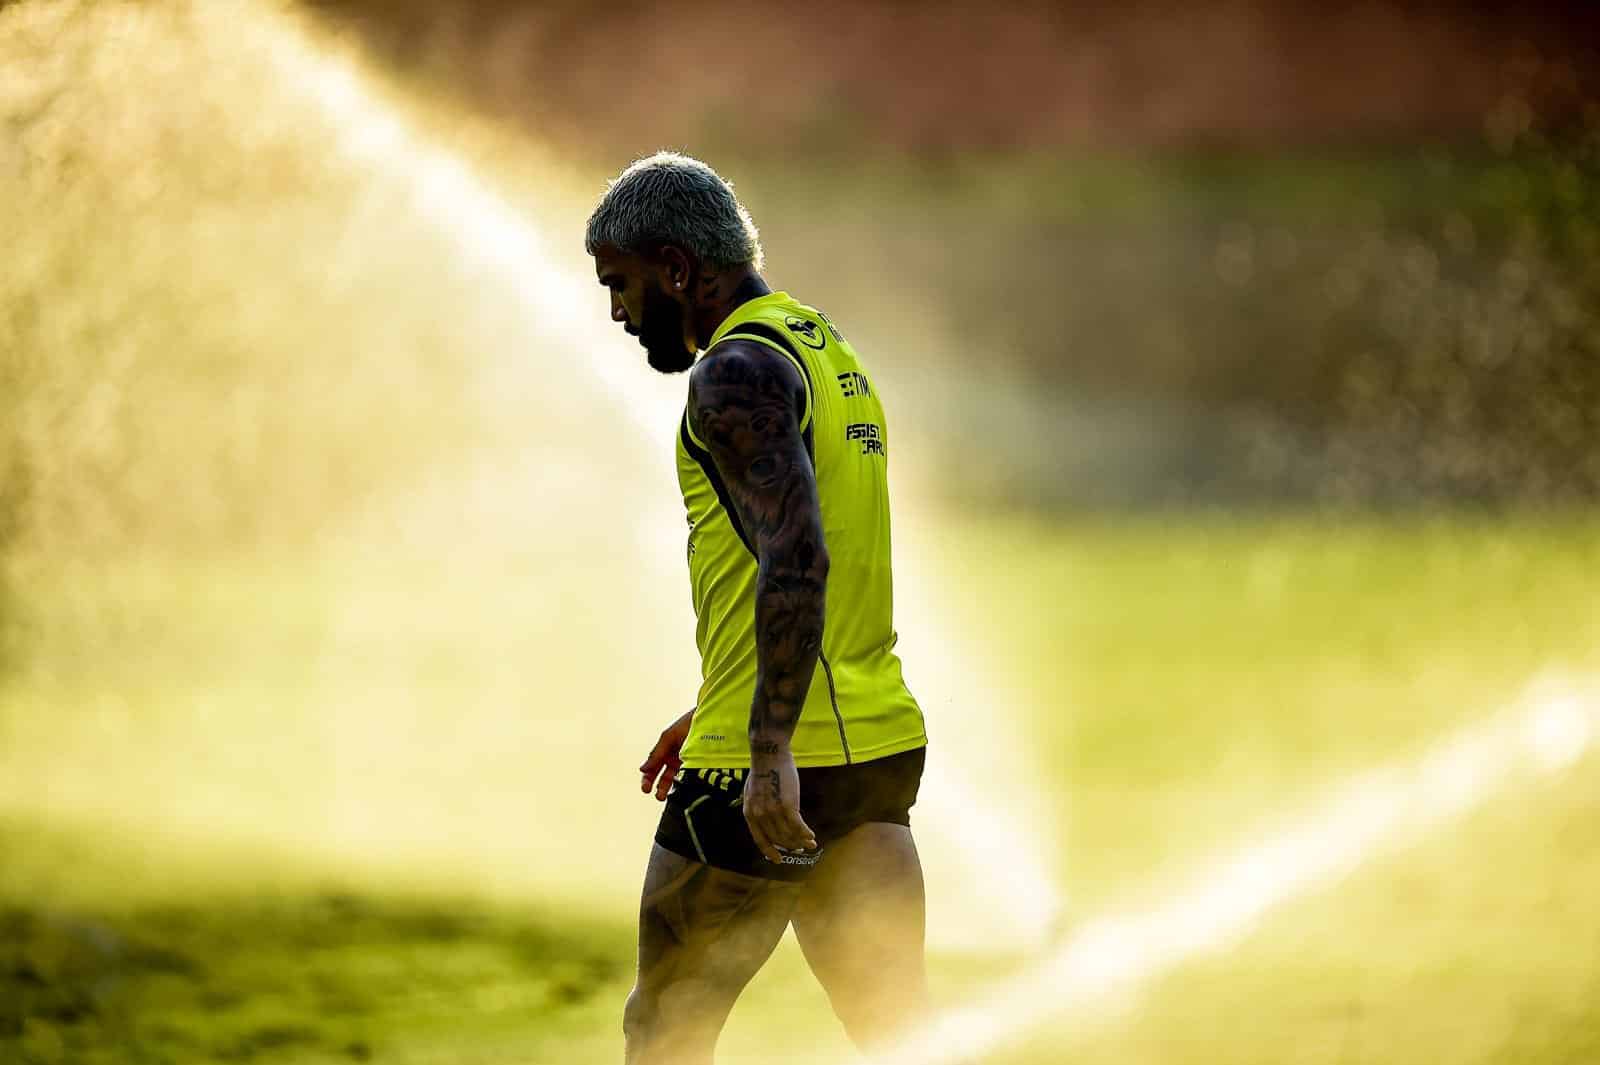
[{"x1": 676, "y1": 291, "x2": 927, "y2": 769}]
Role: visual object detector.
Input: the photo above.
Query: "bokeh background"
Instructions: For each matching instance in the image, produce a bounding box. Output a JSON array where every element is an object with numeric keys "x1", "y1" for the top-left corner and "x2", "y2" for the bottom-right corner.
[{"x1": 3, "y1": 2, "x2": 1599, "y2": 1063}]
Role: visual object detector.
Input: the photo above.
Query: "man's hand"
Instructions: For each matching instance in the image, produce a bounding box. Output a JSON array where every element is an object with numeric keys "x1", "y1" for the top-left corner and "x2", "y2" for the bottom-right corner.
[
  {"x1": 639, "y1": 710, "x2": 693, "y2": 801},
  {"x1": 743, "y1": 743, "x2": 817, "y2": 863}
]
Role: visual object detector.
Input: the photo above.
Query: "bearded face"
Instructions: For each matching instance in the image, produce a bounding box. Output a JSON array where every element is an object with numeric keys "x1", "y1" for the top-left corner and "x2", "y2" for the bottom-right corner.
[
  {"x1": 637, "y1": 282, "x2": 696, "y2": 375},
  {"x1": 595, "y1": 245, "x2": 697, "y2": 375}
]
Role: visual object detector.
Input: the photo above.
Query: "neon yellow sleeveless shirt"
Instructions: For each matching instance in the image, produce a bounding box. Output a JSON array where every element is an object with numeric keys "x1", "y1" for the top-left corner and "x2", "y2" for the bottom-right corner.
[{"x1": 676, "y1": 292, "x2": 927, "y2": 769}]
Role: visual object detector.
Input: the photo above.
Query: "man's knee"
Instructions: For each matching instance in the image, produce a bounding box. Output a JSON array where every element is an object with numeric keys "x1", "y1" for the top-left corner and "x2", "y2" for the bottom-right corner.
[
  {"x1": 824, "y1": 986, "x2": 927, "y2": 1054},
  {"x1": 623, "y1": 976, "x2": 735, "y2": 1064},
  {"x1": 623, "y1": 985, "x2": 653, "y2": 1053},
  {"x1": 796, "y1": 895, "x2": 929, "y2": 1049}
]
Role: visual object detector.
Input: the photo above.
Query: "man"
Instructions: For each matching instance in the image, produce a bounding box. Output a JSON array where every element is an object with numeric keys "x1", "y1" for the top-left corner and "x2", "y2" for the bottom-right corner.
[{"x1": 587, "y1": 152, "x2": 930, "y2": 1065}]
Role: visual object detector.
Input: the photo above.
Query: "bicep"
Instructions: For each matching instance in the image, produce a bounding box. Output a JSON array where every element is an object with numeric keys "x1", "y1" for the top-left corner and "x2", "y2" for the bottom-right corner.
[{"x1": 688, "y1": 346, "x2": 821, "y2": 552}]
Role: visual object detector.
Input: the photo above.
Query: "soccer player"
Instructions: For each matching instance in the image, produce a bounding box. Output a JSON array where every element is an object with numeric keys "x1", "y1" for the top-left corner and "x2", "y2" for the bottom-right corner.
[{"x1": 586, "y1": 152, "x2": 931, "y2": 1064}]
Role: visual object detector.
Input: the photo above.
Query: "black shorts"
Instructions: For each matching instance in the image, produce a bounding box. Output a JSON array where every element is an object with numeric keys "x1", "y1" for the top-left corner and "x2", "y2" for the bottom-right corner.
[{"x1": 654, "y1": 747, "x2": 926, "y2": 882}]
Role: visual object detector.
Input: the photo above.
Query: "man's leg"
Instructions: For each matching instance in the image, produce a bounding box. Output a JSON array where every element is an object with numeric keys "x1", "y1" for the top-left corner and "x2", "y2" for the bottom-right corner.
[
  {"x1": 624, "y1": 843, "x2": 800, "y2": 1065},
  {"x1": 790, "y1": 822, "x2": 929, "y2": 1052}
]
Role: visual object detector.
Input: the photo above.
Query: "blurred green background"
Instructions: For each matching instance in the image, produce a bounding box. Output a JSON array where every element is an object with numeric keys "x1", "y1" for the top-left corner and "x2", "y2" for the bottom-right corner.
[{"x1": 3, "y1": 2, "x2": 1599, "y2": 1063}]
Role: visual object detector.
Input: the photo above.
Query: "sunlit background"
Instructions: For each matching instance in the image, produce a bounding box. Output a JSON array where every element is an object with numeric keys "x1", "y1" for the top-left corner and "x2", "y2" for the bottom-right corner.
[{"x1": 3, "y1": 2, "x2": 1599, "y2": 1063}]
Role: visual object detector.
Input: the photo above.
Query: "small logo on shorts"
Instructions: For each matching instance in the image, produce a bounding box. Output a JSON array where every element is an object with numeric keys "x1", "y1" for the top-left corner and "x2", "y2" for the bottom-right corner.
[{"x1": 776, "y1": 847, "x2": 824, "y2": 867}]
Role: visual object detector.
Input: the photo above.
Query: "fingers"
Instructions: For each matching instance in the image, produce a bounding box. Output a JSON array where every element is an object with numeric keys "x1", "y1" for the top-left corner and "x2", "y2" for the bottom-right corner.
[
  {"x1": 639, "y1": 756, "x2": 680, "y2": 800},
  {"x1": 653, "y1": 755, "x2": 679, "y2": 801},
  {"x1": 638, "y1": 734, "x2": 670, "y2": 777},
  {"x1": 782, "y1": 807, "x2": 818, "y2": 852},
  {"x1": 744, "y1": 804, "x2": 817, "y2": 864},
  {"x1": 747, "y1": 813, "x2": 781, "y2": 865},
  {"x1": 638, "y1": 731, "x2": 676, "y2": 795}
]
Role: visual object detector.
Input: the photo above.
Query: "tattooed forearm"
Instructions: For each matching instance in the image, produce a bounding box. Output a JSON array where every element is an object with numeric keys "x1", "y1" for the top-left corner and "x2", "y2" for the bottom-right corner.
[{"x1": 688, "y1": 341, "x2": 830, "y2": 750}]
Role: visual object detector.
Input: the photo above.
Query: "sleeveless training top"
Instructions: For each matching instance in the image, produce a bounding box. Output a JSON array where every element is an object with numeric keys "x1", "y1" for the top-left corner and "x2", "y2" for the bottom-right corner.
[{"x1": 676, "y1": 291, "x2": 927, "y2": 769}]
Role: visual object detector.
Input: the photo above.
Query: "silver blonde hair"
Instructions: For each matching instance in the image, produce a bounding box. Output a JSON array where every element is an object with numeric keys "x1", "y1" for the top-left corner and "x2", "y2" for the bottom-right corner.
[{"x1": 585, "y1": 152, "x2": 764, "y2": 271}]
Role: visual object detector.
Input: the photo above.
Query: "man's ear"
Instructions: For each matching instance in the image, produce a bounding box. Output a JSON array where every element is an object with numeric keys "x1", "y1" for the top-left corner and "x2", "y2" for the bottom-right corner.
[{"x1": 657, "y1": 245, "x2": 694, "y2": 293}]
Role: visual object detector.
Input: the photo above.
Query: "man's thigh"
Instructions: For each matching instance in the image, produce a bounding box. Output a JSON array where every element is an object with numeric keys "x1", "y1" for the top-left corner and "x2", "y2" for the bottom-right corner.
[
  {"x1": 627, "y1": 843, "x2": 799, "y2": 1062},
  {"x1": 636, "y1": 843, "x2": 800, "y2": 973},
  {"x1": 789, "y1": 822, "x2": 928, "y2": 1048}
]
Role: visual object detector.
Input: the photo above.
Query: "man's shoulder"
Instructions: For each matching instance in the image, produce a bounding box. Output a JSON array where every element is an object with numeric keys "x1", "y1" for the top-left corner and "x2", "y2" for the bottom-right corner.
[
  {"x1": 696, "y1": 337, "x2": 798, "y2": 377},
  {"x1": 687, "y1": 341, "x2": 808, "y2": 428}
]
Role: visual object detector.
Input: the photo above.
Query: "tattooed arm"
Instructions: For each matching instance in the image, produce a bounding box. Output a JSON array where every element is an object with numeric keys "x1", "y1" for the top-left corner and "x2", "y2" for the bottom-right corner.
[{"x1": 688, "y1": 340, "x2": 829, "y2": 862}]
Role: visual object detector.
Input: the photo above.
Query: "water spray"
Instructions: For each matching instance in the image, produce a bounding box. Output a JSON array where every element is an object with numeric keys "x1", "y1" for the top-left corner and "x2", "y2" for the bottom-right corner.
[
  {"x1": 243, "y1": 0, "x2": 1064, "y2": 947},
  {"x1": 864, "y1": 673, "x2": 1599, "y2": 1065}
]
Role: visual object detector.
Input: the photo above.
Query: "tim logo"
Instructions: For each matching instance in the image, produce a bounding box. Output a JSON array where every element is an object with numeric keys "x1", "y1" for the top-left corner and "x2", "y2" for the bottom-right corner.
[
  {"x1": 845, "y1": 422, "x2": 886, "y2": 456},
  {"x1": 838, "y1": 371, "x2": 872, "y2": 399}
]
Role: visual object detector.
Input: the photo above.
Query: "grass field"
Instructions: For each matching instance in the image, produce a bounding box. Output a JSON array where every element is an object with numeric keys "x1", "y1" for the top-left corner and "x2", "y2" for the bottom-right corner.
[{"x1": 4, "y1": 513, "x2": 1599, "y2": 1064}]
